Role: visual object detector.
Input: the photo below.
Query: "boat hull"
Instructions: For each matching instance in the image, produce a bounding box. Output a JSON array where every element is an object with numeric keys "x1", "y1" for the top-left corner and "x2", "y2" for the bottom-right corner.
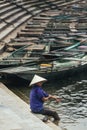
[
  {"x1": 1, "y1": 63, "x2": 87, "y2": 85},
  {"x1": 17, "y1": 64, "x2": 87, "y2": 81}
]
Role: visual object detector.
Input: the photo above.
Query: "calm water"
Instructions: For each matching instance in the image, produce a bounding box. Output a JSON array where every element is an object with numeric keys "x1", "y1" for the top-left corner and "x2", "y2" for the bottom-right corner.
[{"x1": 3, "y1": 75, "x2": 87, "y2": 130}]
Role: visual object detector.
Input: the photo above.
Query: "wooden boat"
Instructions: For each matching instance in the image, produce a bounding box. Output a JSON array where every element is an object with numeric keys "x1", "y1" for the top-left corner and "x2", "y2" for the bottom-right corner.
[
  {"x1": 0, "y1": 52, "x2": 87, "y2": 85},
  {"x1": 0, "y1": 59, "x2": 85, "y2": 85},
  {"x1": 1, "y1": 38, "x2": 82, "y2": 69},
  {"x1": 0, "y1": 44, "x2": 46, "y2": 68},
  {"x1": 0, "y1": 37, "x2": 87, "y2": 84},
  {"x1": 42, "y1": 38, "x2": 87, "y2": 59}
]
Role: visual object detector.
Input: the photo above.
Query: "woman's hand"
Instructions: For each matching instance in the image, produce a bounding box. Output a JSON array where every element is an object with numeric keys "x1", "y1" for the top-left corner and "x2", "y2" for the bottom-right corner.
[
  {"x1": 49, "y1": 95, "x2": 62, "y2": 102},
  {"x1": 42, "y1": 94, "x2": 62, "y2": 102}
]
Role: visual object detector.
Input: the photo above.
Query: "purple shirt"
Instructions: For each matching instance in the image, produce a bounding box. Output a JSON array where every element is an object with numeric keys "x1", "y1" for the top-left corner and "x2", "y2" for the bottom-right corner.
[{"x1": 30, "y1": 85, "x2": 48, "y2": 112}]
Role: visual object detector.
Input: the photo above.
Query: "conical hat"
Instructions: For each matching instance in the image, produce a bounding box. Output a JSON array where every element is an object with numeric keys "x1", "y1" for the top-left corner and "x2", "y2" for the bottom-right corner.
[{"x1": 29, "y1": 74, "x2": 47, "y2": 86}]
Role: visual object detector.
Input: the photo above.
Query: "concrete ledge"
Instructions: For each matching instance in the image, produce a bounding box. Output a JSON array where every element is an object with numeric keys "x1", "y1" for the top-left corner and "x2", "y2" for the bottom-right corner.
[{"x1": 0, "y1": 82, "x2": 62, "y2": 130}]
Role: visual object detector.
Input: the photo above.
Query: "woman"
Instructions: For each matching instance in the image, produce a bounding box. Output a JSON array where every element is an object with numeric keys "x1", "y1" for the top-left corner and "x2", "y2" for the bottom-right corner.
[{"x1": 29, "y1": 74, "x2": 61, "y2": 125}]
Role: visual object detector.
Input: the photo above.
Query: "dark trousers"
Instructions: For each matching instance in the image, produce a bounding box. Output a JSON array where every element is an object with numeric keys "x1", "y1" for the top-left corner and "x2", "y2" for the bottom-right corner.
[{"x1": 37, "y1": 108, "x2": 60, "y2": 121}]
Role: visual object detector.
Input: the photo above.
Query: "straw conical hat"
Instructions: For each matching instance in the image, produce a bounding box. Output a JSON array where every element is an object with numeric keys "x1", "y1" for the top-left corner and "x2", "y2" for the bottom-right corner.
[{"x1": 29, "y1": 74, "x2": 47, "y2": 86}]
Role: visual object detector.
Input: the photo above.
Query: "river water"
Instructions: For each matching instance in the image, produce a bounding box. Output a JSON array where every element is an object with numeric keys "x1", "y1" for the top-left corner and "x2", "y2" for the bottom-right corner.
[
  {"x1": 3, "y1": 74, "x2": 87, "y2": 130},
  {"x1": 44, "y1": 80, "x2": 87, "y2": 130}
]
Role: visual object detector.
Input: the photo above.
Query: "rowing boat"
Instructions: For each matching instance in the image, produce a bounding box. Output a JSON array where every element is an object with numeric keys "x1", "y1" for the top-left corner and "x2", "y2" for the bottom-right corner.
[{"x1": 0, "y1": 54, "x2": 87, "y2": 85}]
